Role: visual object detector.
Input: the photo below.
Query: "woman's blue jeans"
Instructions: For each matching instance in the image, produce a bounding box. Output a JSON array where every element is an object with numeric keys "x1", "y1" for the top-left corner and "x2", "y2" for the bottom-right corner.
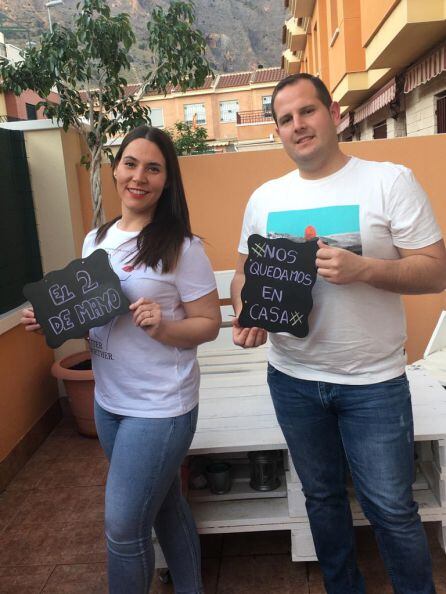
[
  {"x1": 267, "y1": 364, "x2": 435, "y2": 594},
  {"x1": 94, "y1": 401, "x2": 203, "y2": 594}
]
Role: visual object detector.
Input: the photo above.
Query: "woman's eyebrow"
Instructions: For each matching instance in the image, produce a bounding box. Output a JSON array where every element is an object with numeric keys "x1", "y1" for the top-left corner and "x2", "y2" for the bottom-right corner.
[{"x1": 123, "y1": 155, "x2": 163, "y2": 167}]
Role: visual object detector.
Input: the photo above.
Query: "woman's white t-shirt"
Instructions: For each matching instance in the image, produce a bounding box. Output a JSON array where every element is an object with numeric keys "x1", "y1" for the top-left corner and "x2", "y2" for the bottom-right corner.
[{"x1": 82, "y1": 222, "x2": 216, "y2": 417}]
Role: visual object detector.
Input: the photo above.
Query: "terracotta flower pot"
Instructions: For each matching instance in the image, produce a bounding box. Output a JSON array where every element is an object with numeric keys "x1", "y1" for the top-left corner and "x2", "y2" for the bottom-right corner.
[{"x1": 51, "y1": 351, "x2": 97, "y2": 437}]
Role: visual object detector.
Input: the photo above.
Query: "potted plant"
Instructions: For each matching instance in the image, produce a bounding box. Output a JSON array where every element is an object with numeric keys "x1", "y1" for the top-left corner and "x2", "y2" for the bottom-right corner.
[{"x1": 51, "y1": 350, "x2": 95, "y2": 436}]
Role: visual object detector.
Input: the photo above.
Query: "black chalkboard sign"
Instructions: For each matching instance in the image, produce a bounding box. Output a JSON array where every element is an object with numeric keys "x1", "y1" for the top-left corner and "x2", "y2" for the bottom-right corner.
[
  {"x1": 23, "y1": 249, "x2": 130, "y2": 348},
  {"x1": 238, "y1": 234, "x2": 318, "y2": 337}
]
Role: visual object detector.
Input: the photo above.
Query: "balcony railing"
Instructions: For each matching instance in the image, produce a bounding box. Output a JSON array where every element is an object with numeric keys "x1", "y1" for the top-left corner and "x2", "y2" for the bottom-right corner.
[{"x1": 236, "y1": 110, "x2": 274, "y2": 125}]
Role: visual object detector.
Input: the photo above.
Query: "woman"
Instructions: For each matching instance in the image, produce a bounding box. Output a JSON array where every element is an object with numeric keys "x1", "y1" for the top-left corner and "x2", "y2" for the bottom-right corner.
[{"x1": 22, "y1": 126, "x2": 221, "y2": 594}]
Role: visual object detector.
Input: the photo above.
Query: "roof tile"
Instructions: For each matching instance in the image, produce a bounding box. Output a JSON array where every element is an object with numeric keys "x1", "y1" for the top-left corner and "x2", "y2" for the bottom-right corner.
[
  {"x1": 80, "y1": 67, "x2": 285, "y2": 102},
  {"x1": 216, "y1": 72, "x2": 252, "y2": 89},
  {"x1": 251, "y1": 67, "x2": 287, "y2": 84}
]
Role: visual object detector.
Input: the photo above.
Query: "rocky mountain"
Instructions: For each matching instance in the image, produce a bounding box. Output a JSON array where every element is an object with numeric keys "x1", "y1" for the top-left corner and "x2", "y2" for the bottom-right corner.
[{"x1": 0, "y1": 0, "x2": 286, "y2": 77}]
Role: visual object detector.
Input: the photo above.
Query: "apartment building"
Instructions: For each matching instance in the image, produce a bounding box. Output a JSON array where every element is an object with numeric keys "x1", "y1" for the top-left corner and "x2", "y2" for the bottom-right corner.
[
  {"x1": 281, "y1": 0, "x2": 446, "y2": 141},
  {"x1": 139, "y1": 67, "x2": 286, "y2": 151}
]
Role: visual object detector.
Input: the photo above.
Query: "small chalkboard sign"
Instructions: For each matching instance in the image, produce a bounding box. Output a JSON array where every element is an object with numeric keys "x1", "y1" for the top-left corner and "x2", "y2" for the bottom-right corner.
[
  {"x1": 238, "y1": 234, "x2": 318, "y2": 338},
  {"x1": 23, "y1": 249, "x2": 130, "y2": 348}
]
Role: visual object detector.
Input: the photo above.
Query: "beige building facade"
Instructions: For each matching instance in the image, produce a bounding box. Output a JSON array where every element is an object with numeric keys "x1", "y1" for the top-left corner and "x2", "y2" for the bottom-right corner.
[
  {"x1": 281, "y1": 0, "x2": 446, "y2": 142},
  {"x1": 138, "y1": 67, "x2": 286, "y2": 151}
]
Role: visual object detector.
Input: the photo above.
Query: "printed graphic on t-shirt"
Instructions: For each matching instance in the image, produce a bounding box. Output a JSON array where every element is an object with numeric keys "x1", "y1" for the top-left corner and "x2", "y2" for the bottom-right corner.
[
  {"x1": 88, "y1": 336, "x2": 114, "y2": 360},
  {"x1": 267, "y1": 205, "x2": 362, "y2": 255}
]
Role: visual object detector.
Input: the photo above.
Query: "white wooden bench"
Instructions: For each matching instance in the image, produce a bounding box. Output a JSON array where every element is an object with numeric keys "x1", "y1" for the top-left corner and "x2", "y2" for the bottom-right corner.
[{"x1": 156, "y1": 272, "x2": 446, "y2": 566}]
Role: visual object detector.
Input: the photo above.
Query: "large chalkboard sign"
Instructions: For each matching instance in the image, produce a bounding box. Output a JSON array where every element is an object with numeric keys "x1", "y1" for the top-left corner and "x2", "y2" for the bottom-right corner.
[
  {"x1": 238, "y1": 234, "x2": 318, "y2": 338},
  {"x1": 23, "y1": 249, "x2": 130, "y2": 348}
]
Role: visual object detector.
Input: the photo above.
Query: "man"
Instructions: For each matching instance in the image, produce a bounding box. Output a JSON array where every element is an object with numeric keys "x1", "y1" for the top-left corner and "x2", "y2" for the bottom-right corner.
[{"x1": 231, "y1": 73, "x2": 446, "y2": 594}]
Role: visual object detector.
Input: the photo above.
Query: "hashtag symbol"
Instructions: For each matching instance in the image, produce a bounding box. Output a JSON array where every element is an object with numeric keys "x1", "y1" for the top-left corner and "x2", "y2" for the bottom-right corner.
[
  {"x1": 252, "y1": 242, "x2": 266, "y2": 258},
  {"x1": 290, "y1": 311, "x2": 303, "y2": 326}
]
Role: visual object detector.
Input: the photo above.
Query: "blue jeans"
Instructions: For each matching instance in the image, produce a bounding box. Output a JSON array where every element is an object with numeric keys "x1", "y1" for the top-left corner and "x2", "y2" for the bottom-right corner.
[
  {"x1": 94, "y1": 401, "x2": 203, "y2": 594},
  {"x1": 267, "y1": 365, "x2": 435, "y2": 594}
]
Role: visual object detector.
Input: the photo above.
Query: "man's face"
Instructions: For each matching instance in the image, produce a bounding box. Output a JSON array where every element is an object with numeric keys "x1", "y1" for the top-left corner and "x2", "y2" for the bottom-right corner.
[{"x1": 274, "y1": 80, "x2": 341, "y2": 174}]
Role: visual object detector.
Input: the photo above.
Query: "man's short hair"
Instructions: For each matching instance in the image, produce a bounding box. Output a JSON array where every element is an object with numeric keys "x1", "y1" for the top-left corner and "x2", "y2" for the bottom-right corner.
[{"x1": 271, "y1": 73, "x2": 333, "y2": 123}]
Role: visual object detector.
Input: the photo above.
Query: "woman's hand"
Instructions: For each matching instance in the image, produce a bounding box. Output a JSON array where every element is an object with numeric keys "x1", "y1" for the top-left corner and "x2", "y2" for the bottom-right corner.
[
  {"x1": 20, "y1": 307, "x2": 43, "y2": 334},
  {"x1": 129, "y1": 298, "x2": 163, "y2": 338}
]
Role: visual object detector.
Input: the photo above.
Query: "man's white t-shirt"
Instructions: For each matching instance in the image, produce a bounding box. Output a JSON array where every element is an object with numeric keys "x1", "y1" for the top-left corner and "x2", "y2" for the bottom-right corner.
[
  {"x1": 82, "y1": 222, "x2": 216, "y2": 417},
  {"x1": 238, "y1": 157, "x2": 442, "y2": 385}
]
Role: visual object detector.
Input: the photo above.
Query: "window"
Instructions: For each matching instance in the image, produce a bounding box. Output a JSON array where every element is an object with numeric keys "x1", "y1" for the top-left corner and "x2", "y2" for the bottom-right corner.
[
  {"x1": 25, "y1": 103, "x2": 37, "y2": 120},
  {"x1": 149, "y1": 107, "x2": 164, "y2": 128},
  {"x1": 436, "y1": 92, "x2": 446, "y2": 134},
  {"x1": 373, "y1": 121, "x2": 387, "y2": 139},
  {"x1": 262, "y1": 96, "x2": 272, "y2": 116},
  {"x1": 220, "y1": 100, "x2": 239, "y2": 123},
  {"x1": 184, "y1": 103, "x2": 206, "y2": 125}
]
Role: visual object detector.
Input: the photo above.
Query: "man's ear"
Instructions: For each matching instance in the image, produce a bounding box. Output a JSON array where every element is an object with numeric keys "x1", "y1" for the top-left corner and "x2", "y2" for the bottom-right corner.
[{"x1": 329, "y1": 101, "x2": 341, "y2": 126}]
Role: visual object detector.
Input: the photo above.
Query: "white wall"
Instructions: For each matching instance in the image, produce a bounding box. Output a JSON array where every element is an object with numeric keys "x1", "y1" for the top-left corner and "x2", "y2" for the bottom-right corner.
[
  {"x1": 357, "y1": 104, "x2": 407, "y2": 141},
  {"x1": 405, "y1": 71, "x2": 446, "y2": 137}
]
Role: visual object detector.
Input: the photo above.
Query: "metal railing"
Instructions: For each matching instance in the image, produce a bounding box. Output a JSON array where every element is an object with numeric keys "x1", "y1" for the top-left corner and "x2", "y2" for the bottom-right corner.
[{"x1": 236, "y1": 110, "x2": 274, "y2": 125}]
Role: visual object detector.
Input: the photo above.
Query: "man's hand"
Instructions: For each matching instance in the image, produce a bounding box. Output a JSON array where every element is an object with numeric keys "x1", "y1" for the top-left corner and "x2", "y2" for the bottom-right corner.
[
  {"x1": 316, "y1": 239, "x2": 367, "y2": 285},
  {"x1": 231, "y1": 254, "x2": 267, "y2": 348},
  {"x1": 232, "y1": 317, "x2": 267, "y2": 348}
]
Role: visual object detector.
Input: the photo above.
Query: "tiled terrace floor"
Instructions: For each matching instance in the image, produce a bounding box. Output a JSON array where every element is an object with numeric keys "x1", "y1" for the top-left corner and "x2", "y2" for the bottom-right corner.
[{"x1": 1, "y1": 418, "x2": 445, "y2": 593}]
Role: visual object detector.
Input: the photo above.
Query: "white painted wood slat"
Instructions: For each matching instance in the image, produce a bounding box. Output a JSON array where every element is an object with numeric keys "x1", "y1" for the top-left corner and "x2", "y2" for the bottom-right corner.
[{"x1": 184, "y1": 340, "x2": 446, "y2": 562}]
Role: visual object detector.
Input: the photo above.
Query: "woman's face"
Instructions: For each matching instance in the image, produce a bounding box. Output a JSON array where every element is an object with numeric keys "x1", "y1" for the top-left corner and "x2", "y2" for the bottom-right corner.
[{"x1": 114, "y1": 138, "x2": 168, "y2": 221}]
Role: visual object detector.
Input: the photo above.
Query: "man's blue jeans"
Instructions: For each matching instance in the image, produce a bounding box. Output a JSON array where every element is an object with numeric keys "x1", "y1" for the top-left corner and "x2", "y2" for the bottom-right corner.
[
  {"x1": 94, "y1": 401, "x2": 203, "y2": 594},
  {"x1": 267, "y1": 364, "x2": 436, "y2": 594}
]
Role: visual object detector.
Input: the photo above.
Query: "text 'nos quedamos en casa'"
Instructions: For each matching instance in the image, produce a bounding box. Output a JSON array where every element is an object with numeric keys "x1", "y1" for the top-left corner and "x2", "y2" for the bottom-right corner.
[
  {"x1": 23, "y1": 249, "x2": 130, "y2": 348},
  {"x1": 238, "y1": 234, "x2": 318, "y2": 338}
]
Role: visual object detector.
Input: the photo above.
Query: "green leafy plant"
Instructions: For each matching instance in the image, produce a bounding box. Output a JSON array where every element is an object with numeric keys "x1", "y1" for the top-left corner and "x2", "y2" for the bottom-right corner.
[
  {"x1": 167, "y1": 120, "x2": 210, "y2": 156},
  {"x1": 0, "y1": 0, "x2": 212, "y2": 227}
]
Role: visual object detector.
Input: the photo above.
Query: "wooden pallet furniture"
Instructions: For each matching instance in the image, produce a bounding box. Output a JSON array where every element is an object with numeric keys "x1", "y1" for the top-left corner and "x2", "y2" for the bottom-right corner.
[
  {"x1": 155, "y1": 274, "x2": 446, "y2": 565},
  {"x1": 191, "y1": 347, "x2": 446, "y2": 558},
  {"x1": 412, "y1": 310, "x2": 446, "y2": 387}
]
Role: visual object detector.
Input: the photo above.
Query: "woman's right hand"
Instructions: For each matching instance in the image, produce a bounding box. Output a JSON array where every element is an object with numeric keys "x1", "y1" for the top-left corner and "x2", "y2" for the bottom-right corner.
[{"x1": 20, "y1": 307, "x2": 43, "y2": 334}]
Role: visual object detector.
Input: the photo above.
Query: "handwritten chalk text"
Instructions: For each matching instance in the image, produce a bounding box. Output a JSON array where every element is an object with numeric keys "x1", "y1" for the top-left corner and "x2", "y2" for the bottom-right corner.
[{"x1": 48, "y1": 288, "x2": 122, "y2": 335}]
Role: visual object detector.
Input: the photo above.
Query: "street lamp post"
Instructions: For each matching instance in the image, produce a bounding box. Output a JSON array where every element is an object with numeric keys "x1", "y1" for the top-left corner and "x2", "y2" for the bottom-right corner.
[{"x1": 45, "y1": 0, "x2": 63, "y2": 33}]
